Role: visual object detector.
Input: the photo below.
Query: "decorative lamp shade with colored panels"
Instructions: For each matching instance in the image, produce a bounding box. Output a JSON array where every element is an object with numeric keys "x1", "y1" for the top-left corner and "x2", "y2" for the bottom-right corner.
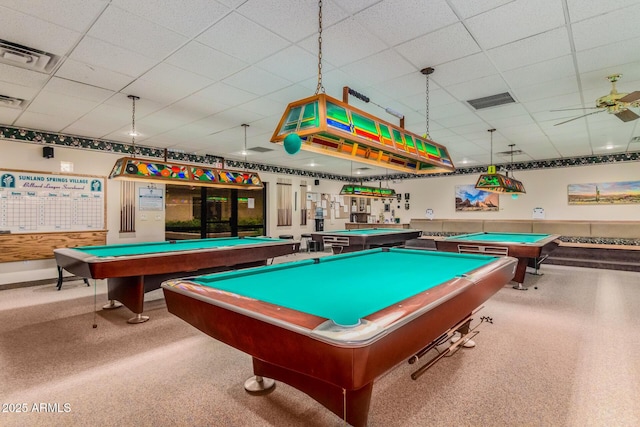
[
  {"x1": 109, "y1": 157, "x2": 263, "y2": 189},
  {"x1": 270, "y1": 94, "x2": 455, "y2": 175},
  {"x1": 475, "y1": 172, "x2": 526, "y2": 194},
  {"x1": 339, "y1": 185, "x2": 396, "y2": 198}
]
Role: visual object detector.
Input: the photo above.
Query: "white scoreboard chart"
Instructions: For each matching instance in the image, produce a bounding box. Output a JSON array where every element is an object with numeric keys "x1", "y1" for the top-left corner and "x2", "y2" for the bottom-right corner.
[{"x1": 0, "y1": 169, "x2": 105, "y2": 233}]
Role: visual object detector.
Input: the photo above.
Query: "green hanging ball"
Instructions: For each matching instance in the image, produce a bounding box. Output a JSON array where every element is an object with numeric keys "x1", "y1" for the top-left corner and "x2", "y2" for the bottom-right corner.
[{"x1": 283, "y1": 133, "x2": 302, "y2": 155}]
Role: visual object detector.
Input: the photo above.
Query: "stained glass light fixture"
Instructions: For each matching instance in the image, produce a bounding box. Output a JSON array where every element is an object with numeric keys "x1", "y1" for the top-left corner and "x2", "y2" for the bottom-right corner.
[
  {"x1": 109, "y1": 97, "x2": 263, "y2": 189},
  {"x1": 474, "y1": 129, "x2": 526, "y2": 194},
  {"x1": 270, "y1": 1, "x2": 455, "y2": 175},
  {"x1": 339, "y1": 184, "x2": 396, "y2": 199}
]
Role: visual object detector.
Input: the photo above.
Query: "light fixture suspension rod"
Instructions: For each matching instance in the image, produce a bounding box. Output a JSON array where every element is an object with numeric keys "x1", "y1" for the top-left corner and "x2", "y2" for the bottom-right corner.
[
  {"x1": 421, "y1": 67, "x2": 434, "y2": 138},
  {"x1": 242, "y1": 123, "x2": 249, "y2": 165},
  {"x1": 315, "y1": 0, "x2": 325, "y2": 95},
  {"x1": 128, "y1": 95, "x2": 140, "y2": 157},
  {"x1": 488, "y1": 128, "x2": 496, "y2": 167}
]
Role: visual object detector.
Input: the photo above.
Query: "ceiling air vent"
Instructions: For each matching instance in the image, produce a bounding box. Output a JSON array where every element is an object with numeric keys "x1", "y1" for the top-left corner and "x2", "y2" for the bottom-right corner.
[
  {"x1": 467, "y1": 92, "x2": 515, "y2": 110},
  {"x1": 0, "y1": 39, "x2": 59, "y2": 73},
  {"x1": 496, "y1": 149, "x2": 523, "y2": 157},
  {"x1": 249, "y1": 147, "x2": 273, "y2": 153},
  {"x1": 0, "y1": 94, "x2": 25, "y2": 109}
]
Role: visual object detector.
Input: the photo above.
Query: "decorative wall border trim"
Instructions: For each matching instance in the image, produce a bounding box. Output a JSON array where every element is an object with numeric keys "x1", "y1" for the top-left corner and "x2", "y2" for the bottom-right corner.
[
  {"x1": 0, "y1": 126, "x2": 223, "y2": 166},
  {"x1": 2, "y1": 125, "x2": 638, "y2": 183}
]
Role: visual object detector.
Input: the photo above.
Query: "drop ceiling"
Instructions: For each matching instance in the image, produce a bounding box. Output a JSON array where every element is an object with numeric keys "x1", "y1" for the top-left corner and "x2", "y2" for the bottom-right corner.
[{"x1": 1, "y1": 0, "x2": 639, "y2": 178}]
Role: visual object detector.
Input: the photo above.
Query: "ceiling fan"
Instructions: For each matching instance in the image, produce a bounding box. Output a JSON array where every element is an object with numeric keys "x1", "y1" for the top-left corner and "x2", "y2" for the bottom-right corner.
[{"x1": 552, "y1": 74, "x2": 640, "y2": 126}]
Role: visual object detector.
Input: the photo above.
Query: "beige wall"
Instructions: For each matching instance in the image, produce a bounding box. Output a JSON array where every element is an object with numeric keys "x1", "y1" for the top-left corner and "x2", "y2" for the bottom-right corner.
[{"x1": 1, "y1": 136, "x2": 638, "y2": 285}]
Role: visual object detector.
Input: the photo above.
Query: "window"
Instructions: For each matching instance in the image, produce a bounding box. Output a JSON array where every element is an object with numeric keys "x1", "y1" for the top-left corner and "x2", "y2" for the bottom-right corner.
[
  {"x1": 300, "y1": 183, "x2": 308, "y2": 226},
  {"x1": 276, "y1": 180, "x2": 292, "y2": 226}
]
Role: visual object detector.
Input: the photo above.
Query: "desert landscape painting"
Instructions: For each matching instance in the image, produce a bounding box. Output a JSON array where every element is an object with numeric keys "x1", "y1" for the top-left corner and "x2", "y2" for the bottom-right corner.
[
  {"x1": 455, "y1": 185, "x2": 499, "y2": 211},
  {"x1": 568, "y1": 181, "x2": 640, "y2": 205}
]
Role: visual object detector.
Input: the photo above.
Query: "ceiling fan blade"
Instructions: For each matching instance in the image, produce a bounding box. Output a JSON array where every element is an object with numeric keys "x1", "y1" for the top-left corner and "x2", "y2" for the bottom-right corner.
[
  {"x1": 550, "y1": 107, "x2": 600, "y2": 112},
  {"x1": 618, "y1": 91, "x2": 640, "y2": 103},
  {"x1": 615, "y1": 109, "x2": 640, "y2": 122},
  {"x1": 554, "y1": 110, "x2": 604, "y2": 126}
]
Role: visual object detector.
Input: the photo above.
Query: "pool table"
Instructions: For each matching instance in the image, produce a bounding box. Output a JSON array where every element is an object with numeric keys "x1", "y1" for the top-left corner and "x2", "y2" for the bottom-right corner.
[
  {"x1": 54, "y1": 236, "x2": 299, "y2": 323},
  {"x1": 311, "y1": 228, "x2": 422, "y2": 253},
  {"x1": 162, "y1": 248, "x2": 517, "y2": 426},
  {"x1": 434, "y1": 232, "x2": 561, "y2": 289}
]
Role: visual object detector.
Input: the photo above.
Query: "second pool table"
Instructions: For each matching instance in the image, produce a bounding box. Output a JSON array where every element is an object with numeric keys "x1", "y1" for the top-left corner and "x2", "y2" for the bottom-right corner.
[
  {"x1": 54, "y1": 236, "x2": 299, "y2": 323},
  {"x1": 311, "y1": 228, "x2": 422, "y2": 253},
  {"x1": 434, "y1": 232, "x2": 560, "y2": 289},
  {"x1": 162, "y1": 248, "x2": 517, "y2": 426}
]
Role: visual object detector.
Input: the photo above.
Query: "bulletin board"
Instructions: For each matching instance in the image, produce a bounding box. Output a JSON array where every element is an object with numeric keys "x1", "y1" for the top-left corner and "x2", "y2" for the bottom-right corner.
[
  {"x1": 306, "y1": 192, "x2": 349, "y2": 220},
  {"x1": 0, "y1": 169, "x2": 106, "y2": 233}
]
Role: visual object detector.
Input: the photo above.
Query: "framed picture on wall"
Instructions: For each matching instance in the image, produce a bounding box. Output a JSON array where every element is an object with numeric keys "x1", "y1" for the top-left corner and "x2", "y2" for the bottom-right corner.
[
  {"x1": 568, "y1": 181, "x2": 640, "y2": 205},
  {"x1": 455, "y1": 185, "x2": 498, "y2": 212}
]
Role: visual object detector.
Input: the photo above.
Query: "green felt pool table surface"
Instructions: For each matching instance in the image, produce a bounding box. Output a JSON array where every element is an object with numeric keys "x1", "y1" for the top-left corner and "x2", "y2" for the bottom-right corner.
[
  {"x1": 445, "y1": 232, "x2": 552, "y2": 244},
  {"x1": 73, "y1": 236, "x2": 288, "y2": 257},
  {"x1": 175, "y1": 248, "x2": 499, "y2": 326},
  {"x1": 161, "y1": 247, "x2": 518, "y2": 427}
]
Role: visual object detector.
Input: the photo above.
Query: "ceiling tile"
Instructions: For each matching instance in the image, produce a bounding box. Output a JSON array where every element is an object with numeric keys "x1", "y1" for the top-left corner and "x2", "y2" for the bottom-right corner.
[
  {"x1": 0, "y1": 106, "x2": 21, "y2": 124},
  {"x1": 395, "y1": 23, "x2": 481, "y2": 68},
  {"x1": 0, "y1": 0, "x2": 109, "y2": 32},
  {"x1": 44, "y1": 77, "x2": 115, "y2": 102},
  {"x1": 503, "y1": 55, "x2": 576, "y2": 89},
  {"x1": 0, "y1": 63, "x2": 49, "y2": 88},
  {"x1": 355, "y1": 0, "x2": 458, "y2": 46},
  {"x1": 0, "y1": 80, "x2": 39, "y2": 100},
  {"x1": 298, "y1": 17, "x2": 386, "y2": 68},
  {"x1": 111, "y1": 0, "x2": 230, "y2": 37},
  {"x1": 197, "y1": 12, "x2": 289, "y2": 63},
  {"x1": 15, "y1": 111, "x2": 76, "y2": 132},
  {"x1": 54, "y1": 58, "x2": 134, "y2": 92},
  {"x1": 237, "y1": 0, "x2": 343, "y2": 43},
  {"x1": 139, "y1": 63, "x2": 213, "y2": 93},
  {"x1": 488, "y1": 28, "x2": 571, "y2": 72},
  {"x1": 340, "y1": 49, "x2": 415, "y2": 87},
  {"x1": 69, "y1": 37, "x2": 157, "y2": 77},
  {"x1": 576, "y1": 37, "x2": 640, "y2": 73},
  {"x1": 430, "y1": 53, "x2": 498, "y2": 87},
  {"x1": 571, "y1": 4, "x2": 640, "y2": 51},
  {"x1": 87, "y1": 6, "x2": 188, "y2": 59},
  {"x1": 448, "y1": 0, "x2": 512, "y2": 19},
  {"x1": 255, "y1": 45, "x2": 319, "y2": 84},
  {"x1": 512, "y1": 75, "x2": 579, "y2": 103},
  {"x1": 166, "y1": 41, "x2": 248, "y2": 80},
  {"x1": 223, "y1": 66, "x2": 292, "y2": 97},
  {"x1": 465, "y1": 0, "x2": 565, "y2": 49},
  {"x1": 566, "y1": 0, "x2": 640, "y2": 22},
  {"x1": 0, "y1": 5, "x2": 82, "y2": 55}
]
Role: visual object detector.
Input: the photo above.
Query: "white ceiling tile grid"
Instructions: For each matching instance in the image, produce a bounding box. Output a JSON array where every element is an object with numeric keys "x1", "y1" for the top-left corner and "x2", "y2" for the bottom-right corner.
[{"x1": 0, "y1": 0, "x2": 638, "y2": 178}]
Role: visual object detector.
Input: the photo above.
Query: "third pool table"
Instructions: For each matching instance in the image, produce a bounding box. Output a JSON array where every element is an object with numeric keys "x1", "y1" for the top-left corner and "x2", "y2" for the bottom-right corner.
[
  {"x1": 434, "y1": 232, "x2": 560, "y2": 289},
  {"x1": 311, "y1": 227, "x2": 422, "y2": 253}
]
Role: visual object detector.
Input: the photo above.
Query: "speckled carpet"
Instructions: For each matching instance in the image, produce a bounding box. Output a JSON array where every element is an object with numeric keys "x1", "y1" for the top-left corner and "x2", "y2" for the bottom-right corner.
[{"x1": 1, "y1": 254, "x2": 638, "y2": 426}]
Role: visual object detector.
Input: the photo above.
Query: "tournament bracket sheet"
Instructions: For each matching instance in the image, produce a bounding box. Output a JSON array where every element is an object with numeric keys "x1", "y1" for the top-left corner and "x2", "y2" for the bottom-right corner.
[{"x1": 0, "y1": 169, "x2": 105, "y2": 233}]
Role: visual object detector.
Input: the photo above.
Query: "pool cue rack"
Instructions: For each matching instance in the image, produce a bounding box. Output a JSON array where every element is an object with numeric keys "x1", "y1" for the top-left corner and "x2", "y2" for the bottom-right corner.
[{"x1": 409, "y1": 307, "x2": 493, "y2": 380}]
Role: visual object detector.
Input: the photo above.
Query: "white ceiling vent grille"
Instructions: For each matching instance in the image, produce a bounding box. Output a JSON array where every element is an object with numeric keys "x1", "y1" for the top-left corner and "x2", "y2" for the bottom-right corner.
[
  {"x1": 0, "y1": 39, "x2": 59, "y2": 73},
  {"x1": 0, "y1": 94, "x2": 26, "y2": 109},
  {"x1": 467, "y1": 92, "x2": 515, "y2": 110}
]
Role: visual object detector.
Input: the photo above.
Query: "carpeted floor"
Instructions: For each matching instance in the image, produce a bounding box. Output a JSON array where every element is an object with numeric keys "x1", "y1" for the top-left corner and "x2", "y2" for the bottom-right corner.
[{"x1": 1, "y1": 253, "x2": 639, "y2": 426}]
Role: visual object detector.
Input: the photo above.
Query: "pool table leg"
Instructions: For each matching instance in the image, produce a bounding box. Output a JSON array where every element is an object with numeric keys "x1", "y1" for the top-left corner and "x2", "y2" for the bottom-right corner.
[
  {"x1": 511, "y1": 258, "x2": 528, "y2": 290},
  {"x1": 251, "y1": 357, "x2": 372, "y2": 427},
  {"x1": 106, "y1": 276, "x2": 150, "y2": 323}
]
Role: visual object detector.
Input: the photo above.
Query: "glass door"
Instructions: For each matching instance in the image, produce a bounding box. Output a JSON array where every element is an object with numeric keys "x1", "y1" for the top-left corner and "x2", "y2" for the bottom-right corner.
[{"x1": 165, "y1": 184, "x2": 266, "y2": 240}]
